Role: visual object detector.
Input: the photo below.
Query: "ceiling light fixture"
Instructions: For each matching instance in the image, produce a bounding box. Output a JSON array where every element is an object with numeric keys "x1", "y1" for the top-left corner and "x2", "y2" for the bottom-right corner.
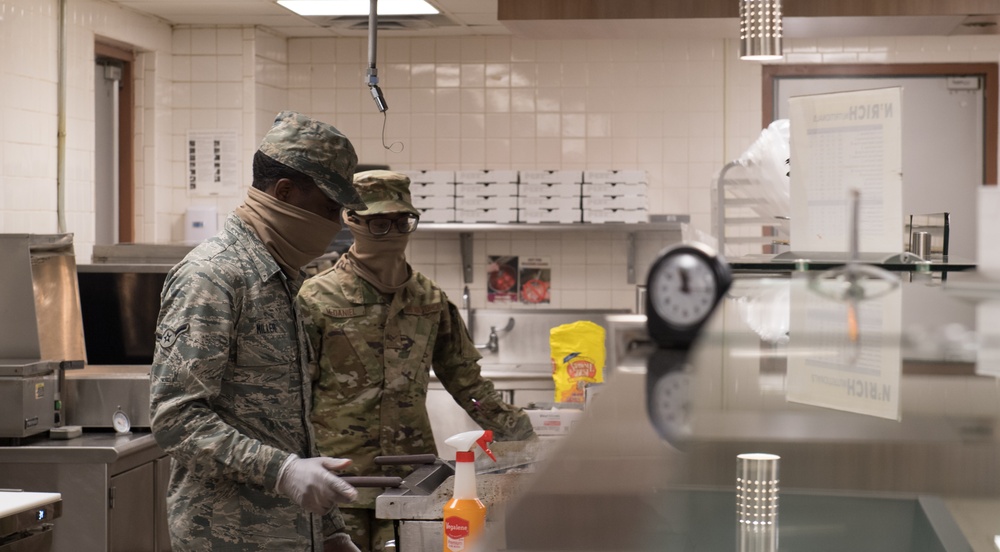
[
  {"x1": 277, "y1": 0, "x2": 438, "y2": 17},
  {"x1": 740, "y1": 0, "x2": 783, "y2": 61}
]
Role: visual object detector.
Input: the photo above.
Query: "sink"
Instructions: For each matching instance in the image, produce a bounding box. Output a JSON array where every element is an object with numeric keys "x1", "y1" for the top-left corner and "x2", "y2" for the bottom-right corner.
[{"x1": 500, "y1": 488, "x2": 971, "y2": 552}]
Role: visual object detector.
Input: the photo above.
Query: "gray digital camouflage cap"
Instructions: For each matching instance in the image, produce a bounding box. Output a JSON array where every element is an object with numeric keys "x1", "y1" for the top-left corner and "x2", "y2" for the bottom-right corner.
[
  {"x1": 351, "y1": 170, "x2": 420, "y2": 217},
  {"x1": 258, "y1": 111, "x2": 365, "y2": 210}
]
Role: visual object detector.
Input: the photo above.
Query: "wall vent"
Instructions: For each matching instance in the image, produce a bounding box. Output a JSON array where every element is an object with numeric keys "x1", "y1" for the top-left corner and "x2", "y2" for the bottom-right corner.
[{"x1": 305, "y1": 14, "x2": 457, "y2": 31}]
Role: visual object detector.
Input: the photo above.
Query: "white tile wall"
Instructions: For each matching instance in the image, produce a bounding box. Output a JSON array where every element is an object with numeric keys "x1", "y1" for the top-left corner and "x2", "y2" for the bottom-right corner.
[
  {"x1": 3, "y1": 7, "x2": 1000, "y2": 300},
  {"x1": 0, "y1": 0, "x2": 171, "y2": 261}
]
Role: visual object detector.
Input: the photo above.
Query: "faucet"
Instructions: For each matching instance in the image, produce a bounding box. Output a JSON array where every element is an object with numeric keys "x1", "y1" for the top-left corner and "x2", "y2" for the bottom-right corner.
[
  {"x1": 484, "y1": 327, "x2": 499, "y2": 354},
  {"x1": 475, "y1": 317, "x2": 514, "y2": 355}
]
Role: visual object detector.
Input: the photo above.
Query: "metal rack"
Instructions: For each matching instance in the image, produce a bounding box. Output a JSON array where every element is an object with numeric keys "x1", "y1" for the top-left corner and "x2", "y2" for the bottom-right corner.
[{"x1": 713, "y1": 160, "x2": 788, "y2": 258}]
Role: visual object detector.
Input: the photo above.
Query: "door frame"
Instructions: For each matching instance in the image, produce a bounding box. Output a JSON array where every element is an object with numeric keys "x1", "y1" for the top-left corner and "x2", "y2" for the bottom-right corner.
[
  {"x1": 94, "y1": 42, "x2": 135, "y2": 242},
  {"x1": 762, "y1": 63, "x2": 998, "y2": 185}
]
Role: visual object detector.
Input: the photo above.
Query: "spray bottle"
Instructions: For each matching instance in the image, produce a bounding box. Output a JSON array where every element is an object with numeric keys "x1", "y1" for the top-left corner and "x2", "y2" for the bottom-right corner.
[{"x1": 443, "y1": 429, "x2": 495, "y2": 552}]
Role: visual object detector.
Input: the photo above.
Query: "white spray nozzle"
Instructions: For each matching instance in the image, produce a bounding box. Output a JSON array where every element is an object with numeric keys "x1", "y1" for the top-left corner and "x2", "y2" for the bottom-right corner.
[{"x1": 445, "y1": 429, "x2": 496, "y2": 461}]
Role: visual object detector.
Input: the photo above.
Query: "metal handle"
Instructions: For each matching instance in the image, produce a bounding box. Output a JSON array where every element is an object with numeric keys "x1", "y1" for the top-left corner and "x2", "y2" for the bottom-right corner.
[
  {"x1": 339, "y1": 476, "x2": 403, "y2": 488},
  {"x1": 374, "y1": 454, "x2": 438, "y2": 466}
]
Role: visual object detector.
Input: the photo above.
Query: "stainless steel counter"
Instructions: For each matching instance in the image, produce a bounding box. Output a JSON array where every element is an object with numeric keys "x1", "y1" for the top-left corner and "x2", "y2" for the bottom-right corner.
[
  {"x1": 0, "y1": 430, "x2": 169, "y2": 552},
  {"x1": 473, "y1": 275, "x2": 1000, "y2": 552},
  {"x1": 0, "y1": 430, "x2": 161, "y2": 466}
]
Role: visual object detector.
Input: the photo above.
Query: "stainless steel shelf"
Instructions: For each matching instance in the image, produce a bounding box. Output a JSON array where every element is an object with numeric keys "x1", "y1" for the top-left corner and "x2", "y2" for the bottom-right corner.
[
  {"x1": 420, "y1": 220, "x2": 687, "y2": 232},
  {"x1": 419, "y1": 218, "x2": 689, "y2": 285}
]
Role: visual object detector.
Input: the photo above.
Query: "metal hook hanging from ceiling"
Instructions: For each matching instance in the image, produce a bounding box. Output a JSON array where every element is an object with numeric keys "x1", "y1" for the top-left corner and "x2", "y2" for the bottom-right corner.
[{"x1": 367, "y1": 0, "x2": 388, "y2": 112}]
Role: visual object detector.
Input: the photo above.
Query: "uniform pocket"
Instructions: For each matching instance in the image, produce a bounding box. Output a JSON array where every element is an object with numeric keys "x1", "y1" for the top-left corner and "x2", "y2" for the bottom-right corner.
[{"x1": 235, "y1": 331, "x2": 297, "y2": 367}]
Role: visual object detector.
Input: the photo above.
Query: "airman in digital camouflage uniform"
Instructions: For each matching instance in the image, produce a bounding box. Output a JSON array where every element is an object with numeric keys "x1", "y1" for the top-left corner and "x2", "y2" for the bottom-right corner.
[
  {"x1": 296, "y1": 170, "x2": 536, "y2": 552},
  {"x1": 151, "y1": 111, "x2": 366, "y2": 552}
]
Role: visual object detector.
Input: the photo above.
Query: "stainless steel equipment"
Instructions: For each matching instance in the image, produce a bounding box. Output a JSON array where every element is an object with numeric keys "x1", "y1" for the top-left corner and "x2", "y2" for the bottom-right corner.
[
  {"x1": 0, "y1": 361, "x2": 59, "y2": 439},
  {"x1": 72, "y1": 262, "x2": 171, "y2": 428},
  {"x1": 0, "y1": 234, "x2": 86, "y2": 438},
  {"x1": 63, "y1": 366, "x2": 151, "y2": 429},
  {"x1": 375, "y1": 440, "x2": 551, "y2": 550},
  {"x1": 0, "y1": 432, "x2": 169, "y2": 552},
  {"x1": 476, "y1": 274, "x2": 1000, "y2": 551},
  {"x1": 0, "y1": 491, "x2": 62, "y2": 552},
  {"x1": 0, "y1": 234, "x2": 86, "y2": 366}
]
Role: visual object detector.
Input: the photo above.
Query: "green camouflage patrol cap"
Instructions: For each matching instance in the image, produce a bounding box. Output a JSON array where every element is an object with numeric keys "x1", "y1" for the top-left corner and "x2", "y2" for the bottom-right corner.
[
  {"x1": 258, "y1": 111, "x2": 366, "y2": 210},
  {"x1": 351, "y1": 170, "x2": 420, "y2": 217}
]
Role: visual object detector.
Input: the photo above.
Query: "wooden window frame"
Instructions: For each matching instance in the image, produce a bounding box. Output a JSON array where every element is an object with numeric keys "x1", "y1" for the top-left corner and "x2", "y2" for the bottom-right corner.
[{"x1": 762, "y1": 63, "x2": 998, "y2": 185}]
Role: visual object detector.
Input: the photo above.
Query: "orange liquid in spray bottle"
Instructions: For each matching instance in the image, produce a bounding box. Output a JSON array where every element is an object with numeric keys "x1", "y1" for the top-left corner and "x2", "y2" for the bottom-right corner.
[{"x1": 443, "y1": 430, "x2": 495, "y2": 552}]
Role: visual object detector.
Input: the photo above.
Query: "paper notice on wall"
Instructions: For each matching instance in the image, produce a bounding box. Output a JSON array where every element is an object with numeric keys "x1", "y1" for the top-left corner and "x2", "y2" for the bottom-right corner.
[
  {"x1": 187, "y1": 129, "x2": 239, "y2": 196},
  {"x1": 487, "y1": 256, "x2": 518, "y2": 304},
  {"x1": 976, "y1": 301, "x2": 1000, "y2": 378},
  {"x1": 519, "y1": 257, "x2": 551, "y2": 304},
  {"x1": 788, "y1": 87, "x2": 903, "y2": 253},
  {"x1": 978, "y1": 186, "x2": 1000, "y2": 276},
  {"x1": 785, "y1": 283, "x2": 902, "y2": 420}
]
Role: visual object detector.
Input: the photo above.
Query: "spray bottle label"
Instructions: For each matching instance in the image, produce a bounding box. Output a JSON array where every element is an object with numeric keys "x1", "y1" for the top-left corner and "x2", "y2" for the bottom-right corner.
[{"x1": 444, "y1": 516, "x2": 471, "y2": 550}]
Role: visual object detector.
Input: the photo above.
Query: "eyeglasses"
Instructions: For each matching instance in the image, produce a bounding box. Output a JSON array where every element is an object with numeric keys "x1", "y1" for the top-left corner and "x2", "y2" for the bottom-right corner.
[{"x1": 352, "y1": 214, "x2": 419, "y2": 236}]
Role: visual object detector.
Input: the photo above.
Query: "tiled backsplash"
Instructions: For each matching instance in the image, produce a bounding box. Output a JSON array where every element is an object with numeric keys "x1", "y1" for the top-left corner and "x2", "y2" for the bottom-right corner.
[{"x1": 4, "y1": 1, "x2": 1000, "y2": 310}]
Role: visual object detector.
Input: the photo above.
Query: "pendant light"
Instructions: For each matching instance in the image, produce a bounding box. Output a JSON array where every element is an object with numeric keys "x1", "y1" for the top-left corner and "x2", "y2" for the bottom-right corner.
[{"x1": 740, "y1": 0, "x2": 783, "y2": 61}]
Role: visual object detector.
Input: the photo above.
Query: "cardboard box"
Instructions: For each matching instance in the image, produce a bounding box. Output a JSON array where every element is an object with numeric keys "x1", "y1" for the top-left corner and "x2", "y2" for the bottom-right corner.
[
  {"x1": 520, "y1": 169, "x2": 583, "y2": 185},
  {"x1": 519, "y1": 195, "x2": 581, "y2": 209},
  {"x1": 519, "y1": 181, "x2": 581, "y2": 198},
  {"x1": 455, "y1": 207, "x2": 518, "y2": 223},
  {"x1": 456, "y1": 195, "x2": 518, "y2": 210},
  {"x1": 412, "y1": 194, "x2": 454, "y2": 210},
  {"x1": 456, "y1": 169, "x2": 518, "y2": 185},
  {"x1": 416, "y1": 207, "x2": 454, "y2": 223},
  {"x1": 583, "y1": 208, "x2": 649, "y2": 224},
  {"x1": 525, "y1": 409, "x2": 584, "y2": 436},
  {"x1": 582, "y1": 181, "x2": 648, "y2": 197},
  {"x1": 456, "y1": 182, "x2": 518, "y2": 196},
  {"x1": 521, "y1": 207, "x2": 582, "y2": 224},
  {"x1": 410, "y1": 181, "x2": 455, "y2": 196},
  {"x1": 583, "y1": 169, "x2": 648, "y2": 184},
  {"x1": 583, "y1": 195, "x2": 649, "y2": 210},
  {"x1": 401, "y1": 170, "x2": 455, "y2": 185}
]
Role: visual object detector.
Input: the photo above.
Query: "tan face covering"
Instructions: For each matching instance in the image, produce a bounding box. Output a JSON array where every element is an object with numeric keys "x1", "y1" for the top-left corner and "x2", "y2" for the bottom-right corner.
[
  {"x1": 235, "y1": 187, "x2": 341, "y2": 278},
  {"x1": 342, "y1": 215, "x2": 411, "y2": 294}
]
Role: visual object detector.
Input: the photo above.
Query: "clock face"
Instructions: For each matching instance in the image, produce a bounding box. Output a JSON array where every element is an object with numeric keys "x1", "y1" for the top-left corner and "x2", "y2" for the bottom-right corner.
[
  {"x1": 650, "y1": 369, "x2": 691, "y2": 445},
  {"x1": 112, "y1": 409, "x2": 131, "y2": 434},
  {"x1": 649, "y1": 252, "x2": 719, "y2": 329}
]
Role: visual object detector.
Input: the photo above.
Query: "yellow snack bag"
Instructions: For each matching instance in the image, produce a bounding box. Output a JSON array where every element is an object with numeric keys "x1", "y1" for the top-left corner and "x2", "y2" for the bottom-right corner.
[{"x1": 550, "y1": 321, "x2": 606, "y2": 403}]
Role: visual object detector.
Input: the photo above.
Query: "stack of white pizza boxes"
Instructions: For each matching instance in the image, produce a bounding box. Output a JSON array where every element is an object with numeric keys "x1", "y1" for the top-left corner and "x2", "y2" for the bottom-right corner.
[
  {"x1": 454, "y1": 170, "x2": 519, "y2": 223},
  {"x1": 582, "y1": 170, "x2": 650, "y2": 223},
  {"x1": 401, "y1": 170, "x2": 455, "y2": 223},
  {"x1": 518, "y1": 170, "x2": 583, "y2": 223}
]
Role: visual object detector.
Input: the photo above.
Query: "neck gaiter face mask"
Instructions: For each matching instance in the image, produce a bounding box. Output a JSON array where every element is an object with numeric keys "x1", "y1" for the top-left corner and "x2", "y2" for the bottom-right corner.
[
  {"x1": 235, "y1": 187, "x2": 341, "y2": 278},
  {"x1": 342, "y1": 215, "x2": 411, "y2": 294}
]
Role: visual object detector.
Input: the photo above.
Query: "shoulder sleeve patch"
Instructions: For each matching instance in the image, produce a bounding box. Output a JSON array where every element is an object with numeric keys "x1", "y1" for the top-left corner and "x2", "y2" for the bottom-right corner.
[{"x1": 156, "y1": 323, "x2": 190, "y2": 349}]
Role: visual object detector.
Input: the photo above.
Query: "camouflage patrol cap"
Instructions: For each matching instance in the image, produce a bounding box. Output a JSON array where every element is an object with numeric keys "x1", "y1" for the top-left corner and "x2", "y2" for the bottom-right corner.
[
  {"x1": 351, "y1": 170, "x2": 420, "y2": 217},
  {"x1": 258, "y1": 111, "x2": 366, "y2": 210}
]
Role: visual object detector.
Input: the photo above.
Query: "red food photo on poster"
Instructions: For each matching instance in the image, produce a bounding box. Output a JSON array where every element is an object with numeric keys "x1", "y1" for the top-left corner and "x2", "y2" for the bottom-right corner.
[
  {"x1": 487, "y1": 256, "x2": 519, "y2": 304},
  {"x1": 519, "y1": 257, "x2": 551, "y2": 304}
]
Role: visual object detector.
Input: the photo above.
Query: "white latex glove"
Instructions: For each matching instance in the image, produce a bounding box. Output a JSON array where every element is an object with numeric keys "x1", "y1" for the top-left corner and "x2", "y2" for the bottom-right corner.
[
  {"x1": 324, "y1": 532, "x2": 361, "y2": 552},
  {"x1": 276, "y1": 455, "x2": 358, "y2": 514}
]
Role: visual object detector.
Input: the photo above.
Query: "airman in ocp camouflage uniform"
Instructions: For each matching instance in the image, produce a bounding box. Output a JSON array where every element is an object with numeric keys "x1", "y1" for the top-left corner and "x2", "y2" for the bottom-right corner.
[
  {"x1": 297, "y1": 170, "x2": 536, "y2": 552},
  {"x1": 151, "y1": 111, "x2": 365, "y2": 551}
]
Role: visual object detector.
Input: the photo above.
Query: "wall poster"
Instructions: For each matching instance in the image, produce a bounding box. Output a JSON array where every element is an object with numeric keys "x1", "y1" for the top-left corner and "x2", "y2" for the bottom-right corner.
[
  {"x1": 519, "y1": 257, "x2": 551, "y2": 304},
  {"x1": 187, "y1": 129, "x2": 239, "y2": 196},
  {"x1": 486, "y1": 256, "x2": 552, "y2": 304},
  {"x1": 487, "y1": 256, "x2": 518, "y2": 304}
]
